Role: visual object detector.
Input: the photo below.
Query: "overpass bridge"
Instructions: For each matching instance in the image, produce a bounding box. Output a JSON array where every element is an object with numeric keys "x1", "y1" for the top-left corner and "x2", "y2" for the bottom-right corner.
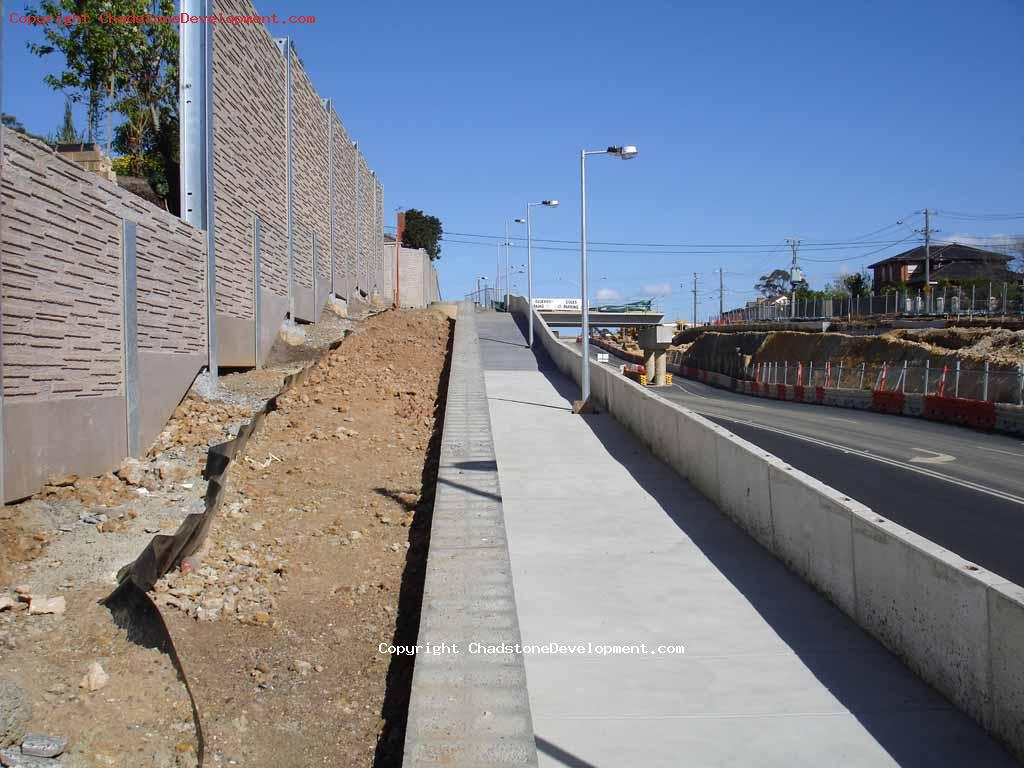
[{"x1": 536, "y1": 308, "x2": 664, "y2": 327}]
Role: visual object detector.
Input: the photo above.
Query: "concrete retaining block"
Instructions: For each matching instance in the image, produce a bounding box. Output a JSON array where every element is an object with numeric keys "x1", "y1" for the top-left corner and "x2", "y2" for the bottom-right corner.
[
  {"x1": 768, "y1": 464, "x2": 858, "y2": 617},
  {"x1": 990, "y1": 580, "x2": 1024, "y2": 760},
  {"x1": 850, "y1": 508, "x2": 994, "y2": 727},
  {"x1": 995, "y1": 404, "x2": 1024, "y2": 437},
  {"x1": 714, "y1": 433, "x2": 774, "y2": 548},
  {"x1": 676, "y1": 410, "x2": 721, "y2": 506}
]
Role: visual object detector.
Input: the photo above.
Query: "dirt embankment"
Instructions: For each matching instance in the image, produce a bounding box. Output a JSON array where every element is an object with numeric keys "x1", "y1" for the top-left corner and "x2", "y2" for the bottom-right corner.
[
  {"x1": 677, "y1": 328, "x2": 1024, "y2": 375},
  {"x1": 1, "y1": 305, "x2": 451, "y2": 768},
  {"x1": 158, "y1": 308, "x2": 452, "y2": 767}
]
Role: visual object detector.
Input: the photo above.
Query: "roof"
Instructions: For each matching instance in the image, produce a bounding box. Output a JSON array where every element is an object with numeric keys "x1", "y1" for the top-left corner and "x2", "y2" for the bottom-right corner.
[{"x1": 868, "y1": 242, "x2": 1012, "y2": 269}]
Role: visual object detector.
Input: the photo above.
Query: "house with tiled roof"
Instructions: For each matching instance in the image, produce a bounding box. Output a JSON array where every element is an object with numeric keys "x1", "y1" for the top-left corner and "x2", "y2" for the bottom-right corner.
[{"x1": 868, "y1": 242, "x2": 1018, "y2": 294}]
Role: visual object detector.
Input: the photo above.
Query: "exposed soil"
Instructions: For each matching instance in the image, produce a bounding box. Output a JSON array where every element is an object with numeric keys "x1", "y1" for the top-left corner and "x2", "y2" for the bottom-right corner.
[
  {"x1": 890, "y1": 326, "x2": 1024, "y2": 365},
  {"x1": 0, "y1": 302, "x2": 449, "y2": 768},
  {"x1": 155, "y1": 308, "x2": 452, "y2": 767}
]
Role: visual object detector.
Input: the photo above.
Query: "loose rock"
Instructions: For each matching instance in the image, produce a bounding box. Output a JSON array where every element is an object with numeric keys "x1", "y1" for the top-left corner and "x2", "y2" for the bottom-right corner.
[
  {"x1": 20, "y1": 734, "x2": 67, "y2": 758},
  {"x1": 27, "y1": 597, "x2": 65, "y2": 616},
  {"x1": 79, "y1": 662, "x2": 109, "y2": 692}
]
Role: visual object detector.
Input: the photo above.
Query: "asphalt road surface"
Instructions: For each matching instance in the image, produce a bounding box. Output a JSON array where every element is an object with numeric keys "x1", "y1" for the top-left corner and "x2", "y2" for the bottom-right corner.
[{"x1": 587, "y1": 345, "x2": 1024, "y2": 586}]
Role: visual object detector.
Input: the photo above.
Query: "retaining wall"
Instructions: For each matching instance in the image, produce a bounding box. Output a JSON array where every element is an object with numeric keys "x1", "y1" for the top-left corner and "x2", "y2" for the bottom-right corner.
[
  {"x1": 511, "y1": 296, "x2": 1024, "y2": 762},
  {"x1": 403, "y1": 302, "x2": 538, "y2": 767}
]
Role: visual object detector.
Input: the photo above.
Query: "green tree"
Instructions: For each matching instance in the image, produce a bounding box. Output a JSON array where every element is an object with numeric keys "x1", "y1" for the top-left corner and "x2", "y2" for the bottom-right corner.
[
  {"x1": 402, "y1": 209, "x2": 444, "y2": 260},
  {"x1": 55, "y1": 98, "x2": 81, "y2": 144},
  {"x1": 25, "y1": 0, "x2": 122, "y2": 143},
  {"x1": 841, "y1": 271, "x2": 872, "y2": 298},
  {"x1": 755, "y1": 268, "x2": 791, "y2": 298},
  {"x1": 26, "y1": 0, "x2": 180, "y2": 212}
]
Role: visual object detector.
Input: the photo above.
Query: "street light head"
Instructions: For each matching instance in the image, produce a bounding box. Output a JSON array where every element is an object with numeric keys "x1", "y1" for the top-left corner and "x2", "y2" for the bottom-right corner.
[
  {"x1": 616, "y1": 145, "x2": 639, "y2": 160},
  {"x1": 542, "y1": 200, "x2": 559, "y2": 207},
  {"x1": 514, "y1": 218, "x2": 526, "y2": 224}
]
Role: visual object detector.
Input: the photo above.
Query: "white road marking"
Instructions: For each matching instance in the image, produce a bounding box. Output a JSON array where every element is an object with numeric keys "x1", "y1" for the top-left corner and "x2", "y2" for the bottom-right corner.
[
  {"x1": 976, "y1": 445, "x2": 1024, "y2": 459},
  {"x1": 707, "y1": 414, "x2": 1024, "y2": 507},
  {"x1": 672, "y1": 382, "x2": 708, "y2": 399},
  {"x1": 909, "y1": 449, "x2": 956, "y2": 465}
]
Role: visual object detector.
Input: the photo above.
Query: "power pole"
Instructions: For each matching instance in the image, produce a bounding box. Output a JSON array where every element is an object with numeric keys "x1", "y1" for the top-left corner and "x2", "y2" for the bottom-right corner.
[
  {"x1": 718, "y1": 268, "x2": 724, "y2": 320},
  {"x1": 692, "y1": 272, "x2": 698, "y2": 326},
  {"x1": 915, "y1": 209, "x2": 939, "y2": 313},
  {"x1": 786, "y1": 237, "x2": 801, "y2": 319}
]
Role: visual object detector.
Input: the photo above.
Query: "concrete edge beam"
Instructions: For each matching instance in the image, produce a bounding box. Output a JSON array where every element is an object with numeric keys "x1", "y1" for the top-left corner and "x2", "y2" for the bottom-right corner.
[{"x1": 403, "y1": 302, "x2": 539, "y2": 768}]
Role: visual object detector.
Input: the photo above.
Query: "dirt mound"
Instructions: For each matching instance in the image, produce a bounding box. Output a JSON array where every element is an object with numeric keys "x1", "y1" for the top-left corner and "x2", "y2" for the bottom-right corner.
[
  {"x1": 158, "y1": 308, "x2": 452, "y2": 767},
  {"x1": 891, "y1": 327, "x2": 1024, "y2": 365}
]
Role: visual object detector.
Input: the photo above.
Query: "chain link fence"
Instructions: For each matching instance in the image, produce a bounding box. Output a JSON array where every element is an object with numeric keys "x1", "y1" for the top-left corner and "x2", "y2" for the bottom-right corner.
[{"x1": 720, "y1": 282, "x2": 1024, "y2": 323}]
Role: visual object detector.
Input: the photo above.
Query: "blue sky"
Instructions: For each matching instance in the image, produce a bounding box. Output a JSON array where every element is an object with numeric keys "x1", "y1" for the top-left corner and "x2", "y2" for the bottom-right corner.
[{"x1": 4, "y1": 0, "x2": 1023, "y2": 319}]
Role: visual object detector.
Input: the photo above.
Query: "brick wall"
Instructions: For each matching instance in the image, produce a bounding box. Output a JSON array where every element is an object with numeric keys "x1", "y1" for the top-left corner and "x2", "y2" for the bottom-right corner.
[{"x1": 1, "y1": 132, "x2": 206, "y2": 401}]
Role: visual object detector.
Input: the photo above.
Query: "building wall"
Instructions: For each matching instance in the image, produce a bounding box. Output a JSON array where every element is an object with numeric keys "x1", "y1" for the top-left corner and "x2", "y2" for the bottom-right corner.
[{"x1": 387, "y1": 243, "x2": 440, "y2": 309}]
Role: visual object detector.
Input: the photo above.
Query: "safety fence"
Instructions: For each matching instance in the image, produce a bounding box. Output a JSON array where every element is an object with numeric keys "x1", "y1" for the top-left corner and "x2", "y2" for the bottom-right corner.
[
  {"x1": 587, "y1": 337, "x2": 1024, "y2": 437},
  {"x1": 719, "y1": 284, "x2": 1023, "y2": 325},
  {"x1": 740, "y1": 359, "x2": 1024, "y2": 405}
]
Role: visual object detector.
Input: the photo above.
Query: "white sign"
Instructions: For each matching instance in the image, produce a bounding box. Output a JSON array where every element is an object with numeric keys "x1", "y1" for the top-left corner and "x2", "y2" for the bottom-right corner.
[
  {"x1": 533, "y1": 297, "x2": 581, "y2": 312},
  {"x1": 597, "y1": 352, "x2": 609, "y2": 363}
]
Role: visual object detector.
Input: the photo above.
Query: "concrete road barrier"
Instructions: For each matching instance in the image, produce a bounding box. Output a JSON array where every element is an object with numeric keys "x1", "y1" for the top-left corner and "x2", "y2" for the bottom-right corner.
[{"x1": 510, "y1": 297, "x2": 1024, "y2": 761}]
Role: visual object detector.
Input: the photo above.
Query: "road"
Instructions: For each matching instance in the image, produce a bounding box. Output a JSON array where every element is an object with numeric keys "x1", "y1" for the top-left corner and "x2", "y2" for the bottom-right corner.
[{"x1": 588, "y1": 344, "x2": 1024, "y2": 586}]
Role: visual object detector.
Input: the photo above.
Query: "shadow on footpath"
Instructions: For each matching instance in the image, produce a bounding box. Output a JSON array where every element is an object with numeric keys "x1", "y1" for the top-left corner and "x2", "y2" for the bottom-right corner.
[
  {"x1": 372, "y1": 318, "x2": 455, "y2": 768},
  {"x1": 529, "y1": 358, "x2": 1019, "y2": 768}
]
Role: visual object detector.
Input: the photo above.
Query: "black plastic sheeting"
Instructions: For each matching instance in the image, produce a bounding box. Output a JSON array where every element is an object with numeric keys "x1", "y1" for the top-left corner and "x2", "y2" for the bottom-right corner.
[{"x1": 101, "y1": 338, "x2": 343, "y2": 766}]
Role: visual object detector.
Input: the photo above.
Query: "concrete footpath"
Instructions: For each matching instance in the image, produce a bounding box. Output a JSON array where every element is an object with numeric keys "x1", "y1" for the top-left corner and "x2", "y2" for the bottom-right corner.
[{"x1": 476, "y1": 311, "x2": 1017, "y2": 768}]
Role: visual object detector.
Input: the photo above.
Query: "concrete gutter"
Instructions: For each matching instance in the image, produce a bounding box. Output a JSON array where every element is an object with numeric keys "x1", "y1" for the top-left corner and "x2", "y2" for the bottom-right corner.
[
  {"x1": 403, "y1": 302, "x2": 539, "y2": 767},
  {"x1": 511, "y1": 296, "x2": 1024, "y2": 762}
]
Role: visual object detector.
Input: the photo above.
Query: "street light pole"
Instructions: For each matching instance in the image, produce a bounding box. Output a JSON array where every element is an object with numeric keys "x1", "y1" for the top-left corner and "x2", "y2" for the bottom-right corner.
[
  {"x1": 527, "y1": 206, "x2": 533, "y2": 344},
  {"x1": 525, "y1": 202, "x2": 558, "y2": 347},
  {"x1": 580, "y1": 149, "x2": 589, "y2": 402},
  {"x1": 510, "y1": 218, "x2": 525, "y2": 312},
  {"x1": 577, "y1": 146, "x2": 637, "y2": 409}
]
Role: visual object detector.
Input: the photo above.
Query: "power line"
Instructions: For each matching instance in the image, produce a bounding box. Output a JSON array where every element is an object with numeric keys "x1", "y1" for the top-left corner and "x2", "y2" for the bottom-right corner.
[{"x1": 385, "y1": 223, "x2": 919, "y2": 252}]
